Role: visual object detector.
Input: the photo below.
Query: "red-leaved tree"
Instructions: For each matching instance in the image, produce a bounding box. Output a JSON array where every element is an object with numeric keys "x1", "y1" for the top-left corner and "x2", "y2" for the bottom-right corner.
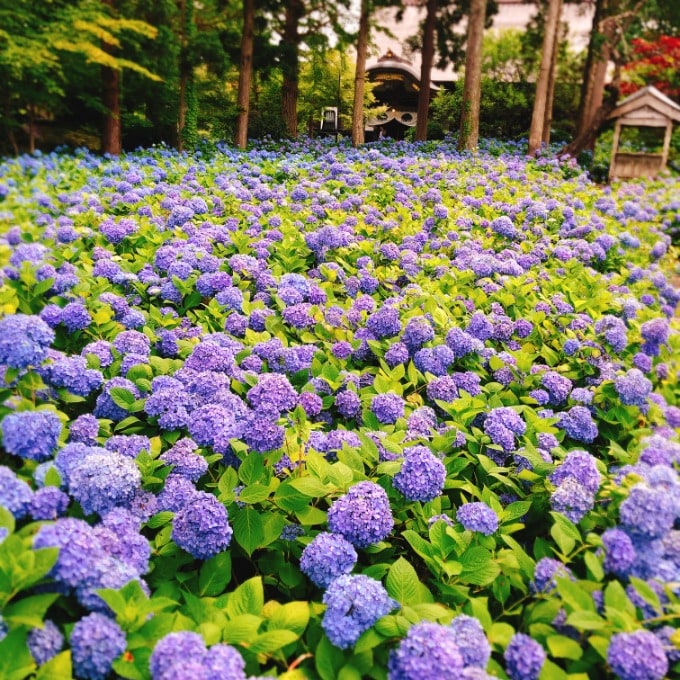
[{"x1": 620, "y1": 35, "x2": 680, "y2": 100}]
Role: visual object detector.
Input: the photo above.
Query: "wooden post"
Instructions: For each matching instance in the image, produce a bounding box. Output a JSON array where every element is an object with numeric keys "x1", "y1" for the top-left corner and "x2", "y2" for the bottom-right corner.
[
  {"x1": 609, "y1": 119, "x2": 622, "y2": 181},
  {"x1": 660, "y1": 121, "x2": 672, "y2": 168}
]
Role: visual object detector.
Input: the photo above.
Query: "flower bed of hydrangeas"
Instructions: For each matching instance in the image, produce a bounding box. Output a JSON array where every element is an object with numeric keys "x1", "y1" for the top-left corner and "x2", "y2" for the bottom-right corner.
[{"x1": 0, "y1": 137, "x2": 679, "y2": 680}]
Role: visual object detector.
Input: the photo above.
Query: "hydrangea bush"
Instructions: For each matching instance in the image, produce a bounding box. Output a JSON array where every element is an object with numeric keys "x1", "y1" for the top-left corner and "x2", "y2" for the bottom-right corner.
[{"x1": 0, "y1": 136, "x2": 679, "y2": 679}]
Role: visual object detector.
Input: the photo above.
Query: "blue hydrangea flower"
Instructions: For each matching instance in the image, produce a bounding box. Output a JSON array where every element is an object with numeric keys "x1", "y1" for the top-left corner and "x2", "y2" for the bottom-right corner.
[
  {"x1": 300, "y1": 531, "x2": 358, "y2": 588},
  {"x1": 172, "y1": 492, "x2": 232, "y2": 559},
  {"x1": 322, "y1": 574, "x2": 396, "y2": 649},
  {"x1": 456, "y1": 502, "x2": 499, "y2": 536},
  {"x1": 34, "y1": 517, "x2": 103, "y2": 589},
  {"x1": 388, "y1": 621, "x2": 465, "y2": 679},
  {"x1": 449, "y1": 614, "x2": 491, "y2": 668},
  {"x1": 532, "y1": 557, "x2": 574, "y2": 593},
  {"x1": 385, "y1": 342, "x2": 410, "y2": 367},
  {"x1": 619, "y1": 484, "x2": 676, "y2": 540},
  {"x1": 70, "y1": 612, "x2": 126, "y2": 680},
  {"x1": 0, "y1": 466, "x2": 33, "y2": 518},
  {"x1": 445, "y1": 327, "x2": 482, "y2": 359},
  {"x1": 242, "y1": 414, "x2": 285, "y2": 453},
  {"x1": 484, "y1": 407, "x2": 526, "y2": 453},
  {"x1": 29, "y1": 486, "x2": 69, "y2": 520},
  {"x1": 327, "y1": 481, "x2": 394, "y2": 548},
  {"x1": 504, "y1": 633, "x2": 545, "y2": 680},
  {"x1": 540, "y1": 371, "x2": 572, "y2": 405},
  {"x1": 27, "y1": 619, "x2": 64, "y2": 666},
  {"x1": 550, "y1": 450, "x2": 601, "y2": 494},
  {"x1": 157, "y1": 475, "x2": 199, "y2": 512},
  {"x1": 61, "y1": 301, "x2": 91, "y2": 332},
  {"x1": 615, "y1": 368, "x2": 652, "y2": 407},
  {"x1": 94, "y1": 378, "x2": 141, "y2": 422},
  {"x1": 1, "y1": 410, "x2": 62, "y2": 461},
  {"x1": 159, "y1": 438, "x2": 207, "y2": 482},
  {"x1": 602, "y1": 527, "x2": 636, "y2": 576},
  {"x1": 247, "y1": 373, "x2": 298, "y2": 416},
  {"x1": 204, "y1": 643, "x2": 247, "y2": 678},
  {"x1": 0, "y1": 313, "x2": 54, "y2": 368},
  {"x1": 607, "y1": 630, "x2": 668, "y2": 680},
  {"x1": 558, "y1": 406, "x2": 598, "y2": 443},
  {"x1": 393, "y1": 445, "x2": 446, "y2": 502},
  {"x1": 550, "y1": 478, "x2": 595, "y2": 523},
  {"x1": 402, "y1": 316, "x2": 434, "y2": 351},
  {"x1": 371, "y1": 392, "x2": 405, "y2": 424},
  {"x1": 42, "y1": 355, "x2": 103, "y2": 396},
  {"x1": 335, "y1": 390, "x2": 362, "y2": 418},
  {"x1": 68, "y1": 451, "x2": 142, "y2": 516},
  {"x1": 366, "y1": 307, "x2": 401, "y2": 338}
]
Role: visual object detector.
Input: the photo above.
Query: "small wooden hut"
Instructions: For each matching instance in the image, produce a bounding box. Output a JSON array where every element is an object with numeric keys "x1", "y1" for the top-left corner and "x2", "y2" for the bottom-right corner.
[{"x1": 607, "y1": 85, "x2": 680, "y2": 180}]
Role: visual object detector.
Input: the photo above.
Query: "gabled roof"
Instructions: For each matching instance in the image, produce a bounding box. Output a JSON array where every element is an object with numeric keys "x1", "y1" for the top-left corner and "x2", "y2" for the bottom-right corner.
[{"x1": 608, "y1": 85, "x2": 680, "y2": 125}]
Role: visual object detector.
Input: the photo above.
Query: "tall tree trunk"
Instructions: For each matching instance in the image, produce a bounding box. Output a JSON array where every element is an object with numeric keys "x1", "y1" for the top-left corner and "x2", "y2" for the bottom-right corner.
[
  {"x1": 102, "y1": 64, "x2": 122, "y2": 155},
  {"x1": 178, "y1": 0, "x2": 197, "y2": 151},
  {"x1": 542, "y1": 19, "x2": 560, "y2": 145},
  {"x1": 351, "y1": 0, "x2": 370, "y2": 147},
  {"x1": 27, "y1": 105, "x2": 36, "y2": 154},
  {"x1": 574, "y1": 0, "x2": 608, "y2": 144},
  {"x1": 528, "y1": 0, "x2": 562, "y2": 155},
  {"x1": 101, "y1": 0, "x2": 121, "y2": 155},
  {"x1": 562, "y1": 0, "x2": 646, "y2": 158},
  {"x1": 234, "y1": 0, "x2": 255, "y2": 149},
  {"x1": 458, "y1": 0, "x2": 487, "y2": 150},
  {"x1": 281, "y1": 0, "x2": 303, "y2": 138},
  {"x1": 415, "y1": 0, "x2": 437, "y2": 141}
]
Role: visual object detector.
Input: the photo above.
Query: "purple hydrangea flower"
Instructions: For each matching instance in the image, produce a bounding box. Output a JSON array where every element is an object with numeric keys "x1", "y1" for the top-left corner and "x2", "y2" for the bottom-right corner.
[
  {"x1": 619, "y1": 484, "x2": 676, "y2": 540},
  {"x1": 532, "y1": 557, "x2": 573, "y2": 593},
  {"x1": 484, "y1": 407, "x2": 526, "y2": 453},
  {"x1": 388, "y1": 621, "x2": 465, "y2": 679},
  {"x1": 385, "y1": 342, "x2": 410, "y2": 367},
  {"x1": 300, "y1": 532, "x2": 358, "y2": 588},
  {"x1": 393, "y1": 445, "x2": 446, "y2": 502},
  {"x1": 29, "y1": 486, "x2": 69, "y2": 520},
  {"x1": 68, "y1": 450, "x2": 142, "y2": 516},
  {"x1": 541, "y1": 371, "x2": 572, "y2": 405},
  {"x1": 149, "y1": 632, "x2": 207, "y2": 679},
  {"x1": 615, "y1": 368, "x2": 652, "y2": 407},
  {"x1": 371, "y1": 392, "x2": 405, "y2": 424},
  {"x1": 157, "y1": 475, "x2": 198, "y2": 513},
  {"x1": 247, "y1": 373, "x2": 298, "y2": 416},
  {"x1": 159, "y1": 438, "x2": 208, "y2": 482},
  {"x1": 70, "y1": 612, "x2": 126, "y2": 680},
  {"x1": 550, "y1": 450, "x2": 601, "y2": 494},
  {"x1": 504, "y1": 633, "x2": 545, "y2": 680},
  {"x1": 1, "y1": 410, "x2": 62, "y2": 461},
  {"x1": 43, "y1": 354, "x2": 103, "y2": 396},
  {"x1": 33, "y1": 517, "x2": 102, "y2": 588},
  {"x1": 327, "y1": 481, "x2": 394, "y2": 548},
  {"x1": 402, "y1": 316, "x2": 434, "y2": 351},
  {"x1": 602, "y1": 527, "x2": 636, "y2": 576},
  {"x1": 0, "y1": 466, "x2": 33, "y2": 518},
  {"x1": 322, "y1": 574, "x2": 396, "y2": 649},
  {"x1": 61, "y1": 301, "x2": 91, "y2": 332},
  {"x1": 607, "y1": 630, "x2": 668, "y2": 680},
  {"x1": 456, "y1": 502, "x2": 499, "y2": 536},
  {"x1": 335, "y1": 390, "x2": 362, "y2": 418},
  {"x1": 242, "y1": 414, "x2": 285, "y2": 453},
  {"x1": 558, "y1": 406, "x2": 598, "y2": 443},
  {"x1": 550, "y1": 478, "x2": 595, "y2": 523},
  {"x1": 27, "y1": 619, "x2": 64, "y2": 666},
  {"x1": 366, "y1": 307, "x2": 401, "y2": 338},
  {"x1": 172, "y1": 492, "x2": 232, "y2": 559},
  {"x1": 0, "y1": 314, "x2": 54, "y2": 368},
  {"x1": 449, "y1": 614, "x2": 491, "y2": 668}
]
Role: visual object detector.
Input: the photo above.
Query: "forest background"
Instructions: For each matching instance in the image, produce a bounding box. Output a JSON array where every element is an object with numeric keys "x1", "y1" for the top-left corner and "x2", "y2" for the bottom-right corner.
[{"x1": 0, "y1": 0, "x2": 679, "y2": 164}]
